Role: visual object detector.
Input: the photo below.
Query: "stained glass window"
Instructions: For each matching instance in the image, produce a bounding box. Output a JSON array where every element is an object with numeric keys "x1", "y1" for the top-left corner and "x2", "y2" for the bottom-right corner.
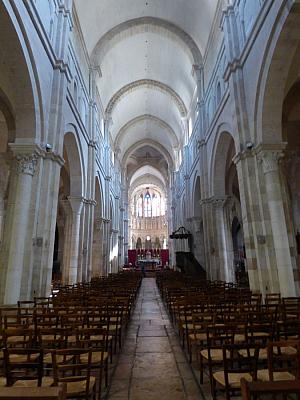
[{"x1": 144, "y1": 190, "x2": 151, "y2": 217}]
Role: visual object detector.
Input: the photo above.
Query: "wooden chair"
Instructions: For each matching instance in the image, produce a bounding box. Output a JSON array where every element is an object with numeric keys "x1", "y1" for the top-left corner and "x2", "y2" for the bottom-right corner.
[
  {"x1": 199, "y1": 323, "x2": 236, "y2": 386},
  {"x1": 86, "y1": 312, "x2": 113, "y2": 363},
  {"x1": 212, "y1": 343, "x2": 260, "y2": 400},
  {"x1": 0, "y1": 385, "x2": 66, "y2": 400},
  {"x1": 257, "y1": 340, "x2": 300, "y2": 382},
  {"x1": 51, "y1": 348, "x2": 96, "y2": 399},
  {"x1": 241, "y1": 378, "x2": 300, "y2": 400},
  {"x1": 265, "y1": 293, "x2": 281, "y2": 305},
  {"x1": 76, "y1": 327, "x2": 109, "y2": 399},
  {"x1": 3, "y1": 348, "x2": 53, "y2": 387},
  {"x1": 37, "y1": 328, "x2": 71, "y2": 373},
  {"x1": 2, "y1": 328, "x2": 34, "y2": 350},
  {"x1": 188, "y1": 311, "x2": 214, "y2": 363}
]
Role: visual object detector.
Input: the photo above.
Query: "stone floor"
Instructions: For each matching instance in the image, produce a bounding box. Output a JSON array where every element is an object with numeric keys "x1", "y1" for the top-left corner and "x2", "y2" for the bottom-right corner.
[{"x1": 105, "y1": 277, "x2": 204, "y2": 400}]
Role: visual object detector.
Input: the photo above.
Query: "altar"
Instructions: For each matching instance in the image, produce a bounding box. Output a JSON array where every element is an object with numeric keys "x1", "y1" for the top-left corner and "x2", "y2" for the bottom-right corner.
[
  {"x1": 127, "y1": 249, "x2": 169, "y2": 269},
  {"x1": 138, "y1": 258, "x2": 161, "y2": 270}
]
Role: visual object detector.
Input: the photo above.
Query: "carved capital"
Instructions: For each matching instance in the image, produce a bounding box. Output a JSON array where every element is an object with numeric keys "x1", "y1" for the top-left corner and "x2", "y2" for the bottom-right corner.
[
  {"x1": 212, "y1": 196, "x2": 228, "y2": 208},
  {"x1": 16, "y1": 154, "x2": 38, "y2": 176},
  {"x1": 258, "y1": 151, "x2": 284, "y2": 174},
  {"x1": 84, "y1": 198, "x2": 97, "y2": 206}
]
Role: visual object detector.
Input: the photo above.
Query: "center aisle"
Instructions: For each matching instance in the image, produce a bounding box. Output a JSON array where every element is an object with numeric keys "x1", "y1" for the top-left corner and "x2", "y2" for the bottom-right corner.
[{"x1": 107, "y1": 277, "x2": 203, "y2": 400}]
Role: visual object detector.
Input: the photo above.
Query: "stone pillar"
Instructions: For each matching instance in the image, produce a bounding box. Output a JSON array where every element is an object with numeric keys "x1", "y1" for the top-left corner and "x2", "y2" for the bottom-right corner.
[
  {"x1": 234, "y1": 149, "x2": 280, "y2": 296},
  {"x1": 80, "y1": 198, "x2": 96, "y2": 282},
  {"x1": 92, "y1": 217, "x2": 103, "y2": 277},
  {"x1": 212, "y1": 197, "x2": 235, "y2": 283},
  {"x1": 123, "y1": 198, "x2": 129, "y2": 263},
  {"x1": 60, "y1": 199, "x2": 72, "y2": 284},
  {"x1": 61, "y1": 197, "x2": 83, "y2": 284},
  {"x1": 258, "y1": 147, "x2": 296, "y2": 297},
  {"x1": 1, "y1": 151, "x2": 38, "y2": 304},
  {"x1": 30, "y1": 151, "x2": 64, "y2": 298},
  {"x1": 102, "y1": 218, "x2": 111, "y2": 276}
]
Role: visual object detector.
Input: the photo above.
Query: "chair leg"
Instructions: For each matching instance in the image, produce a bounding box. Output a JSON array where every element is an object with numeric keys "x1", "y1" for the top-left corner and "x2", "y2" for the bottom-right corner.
[
  {"x1": 211, "y1": 377, "x2": 217, "y2": 400},
  {"x1": 105, "y1": 359, "x2": 108, "y2": 387},
  {"x1": 189, "y1": 342, "x2": 193, "y2": 363},
  {"x1": 98, "y1": 368, "x2": 103, "y2": 400},
  {"x1": 199, "y1": 355, "x2": 204, "y2": 384},
  {"x1": 110, "y1": 341, "x2": 113, "y2": 363}
]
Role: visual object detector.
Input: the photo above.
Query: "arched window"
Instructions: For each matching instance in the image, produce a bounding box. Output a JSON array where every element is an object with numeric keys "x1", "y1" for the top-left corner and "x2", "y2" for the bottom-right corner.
[
  {"x1": 137, "y1": 195, "x2": 143, "y2": 217},
  {"x1": 144, "y1": 190, "x2": 151, "y2": 217}
]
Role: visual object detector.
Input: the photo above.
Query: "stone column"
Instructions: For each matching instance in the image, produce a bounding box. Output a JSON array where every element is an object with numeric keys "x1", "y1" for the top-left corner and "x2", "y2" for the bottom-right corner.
[
  {"x1": 200, "y1": 198, "x2": 219, "y2": 280},
  {"x1": 60, "y1": 197, "x2": 83, "y2": 284},
  {"x1": 258, "y1": 147, "x2": 296, "y2": 297},
  {"x1": 212, "y1": 197, "x2": 235, "y2": 283},
  {"x1": 68, "y1": 197, "x2": 84, "y2": 284},
  {"x1": 92, "y1": 217, "x2": 103, "y2": 277},
  {"x1": 102, "y1": 218, "x2": 111, "y2": 276},
  {"x1": 233, "y1": 150, "x2": 277, "y2": 296},
  {"x1": 1, "y1": 151, "x2": 38, "y2": 304},
  {"x1": 30, "y1": 151, "x2": 64, "y2": 298},
  {"x1": 123, "y1": 198, "x2": 129, "y2": 264},
  {"x1": 189, "y1": 215, "x2": 205, "y2": 268},
  {"x1": 60, "y1": 199, "x2": 72, "y2": 284},
  {"x1": 80, "y1": 198, "x2": 96, "y2": 282}
]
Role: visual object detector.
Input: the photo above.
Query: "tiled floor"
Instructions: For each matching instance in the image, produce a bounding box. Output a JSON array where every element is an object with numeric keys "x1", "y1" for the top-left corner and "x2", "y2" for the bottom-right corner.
[{"x1": 106, "y1": 277, "x2": 204, "y2": 400}]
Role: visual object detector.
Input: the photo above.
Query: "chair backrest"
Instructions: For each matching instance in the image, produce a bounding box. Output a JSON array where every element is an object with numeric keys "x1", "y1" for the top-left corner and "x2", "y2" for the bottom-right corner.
[
  {"x1": 241, "y1": 378, "x2": 300, "y2": 400},
  {"x1": 267, "y1": 340, "x2": 300, "y2": 381},
  {"x1": 76, "y1": 327, "x2": 109, "y2": 352},
  {"x1": 223, "y1": 343, "x2": 260, "y2": 383},
  {"x1": 2, "y1": 328, "x2": 34, "y2": 348},
  {"x1": 276, "y1": 319, "x2": 300, "y2": 340},
  {"x1": 51, "y1": 348, "x2": 93, "y2": 398},
  {"x1": 3, "y1": 347, "x2": 43, "y2": 387},
  {"x1": 37, "y1": 328, "x2": 69, "y2": 350},
  {"x1": 206, "y1": 323, "x2": 237, "y2": 349}
]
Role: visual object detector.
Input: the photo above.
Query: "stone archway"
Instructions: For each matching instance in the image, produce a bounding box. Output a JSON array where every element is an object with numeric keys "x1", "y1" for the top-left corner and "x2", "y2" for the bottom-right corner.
[
  {"x1": 58, "y1": 131, "x2": 84, "y2": 284},
  {"x1": 281, "y1": 80, "x2": 300, "y2": 293},
  {"x1": 209, "y1": 131, "x2": 242, "y2": 283},
  {"x1": 250, "y1": 3, "x2": 300, "y2": 296},
  {"x1": 0, "y1": 4, "x2": 42, "y2": 304}
]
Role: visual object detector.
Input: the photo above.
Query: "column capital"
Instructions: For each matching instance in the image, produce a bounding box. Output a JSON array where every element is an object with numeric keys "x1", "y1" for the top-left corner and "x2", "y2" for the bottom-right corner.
[
  {"x1": 67, "y1": 196, "x2": 84, "y2": 214},
  {"x1": 200, "y1": 195, "x2": 231, "y2": 207},
  {"x1": 212, "y1": 196, "x2": 230, "y2": 208},
  {"x1": 83, "y1": 198, "x2": 97, "y2": 206},
  {"x1": 255, "y1": 144, "x2": 287, "y2": 174},
  {"x1": 9, "y1": 143, "x2": 43, "y2": 176},
  {"x1": 15, "y1": 154, "x2": 38, "y2": 176}
]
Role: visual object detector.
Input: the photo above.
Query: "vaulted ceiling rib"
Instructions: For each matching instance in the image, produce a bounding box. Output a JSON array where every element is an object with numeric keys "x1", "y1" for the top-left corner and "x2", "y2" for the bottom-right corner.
[{"x1": 74, "y1": 0, "x2": 219, "y2": 188}]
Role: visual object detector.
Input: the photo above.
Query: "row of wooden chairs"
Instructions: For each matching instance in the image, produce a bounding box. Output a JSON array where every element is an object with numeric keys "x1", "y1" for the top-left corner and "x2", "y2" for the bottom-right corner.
[
  {"x1": 157, "y1": 271, "x2": 300, "y2": 399},
  {"x1": 0, "y1": 271, "x2": 142, "y2": 399}
]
